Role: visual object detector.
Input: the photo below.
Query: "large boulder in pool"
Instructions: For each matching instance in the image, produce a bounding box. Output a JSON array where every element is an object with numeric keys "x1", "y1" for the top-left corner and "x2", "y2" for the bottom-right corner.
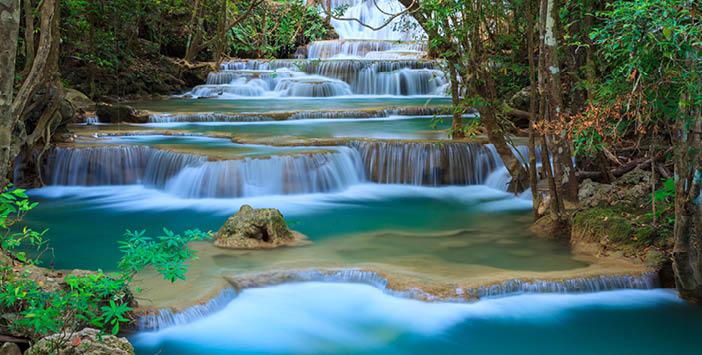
[
  {"x1": 26, "y1": 328, "x2": 134, "y2": 355},
  {"x1": 96, "y1": 103, "x2": 149, "y2": 124},
  {"x1": 214, "y1": 205, "x2": 306, "y2": 249}
]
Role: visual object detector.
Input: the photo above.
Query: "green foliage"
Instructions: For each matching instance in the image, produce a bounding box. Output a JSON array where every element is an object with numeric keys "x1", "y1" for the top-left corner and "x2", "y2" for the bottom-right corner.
[
  {"x1": 0, "y1": 186, "x2": 47, "y2": 264},
  {"x1": 118, "y1": 228, "x2": 210, "y2": 282},
  {"x1": 645, "y1": 178, "x2": 676, "y2": 235},
  {"x1": 0, "y1": 187, "x2": 211, "y2": 341},
  {"x1": 229, "y1": 0, "x2": 330, "y2": 58},
  {"x1": 578, "y1": 0, "x2": 702, "y2": 152}
]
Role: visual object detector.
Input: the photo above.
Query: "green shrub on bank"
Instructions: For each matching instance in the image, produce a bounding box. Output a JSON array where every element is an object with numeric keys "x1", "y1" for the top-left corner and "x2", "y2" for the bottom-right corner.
[{"x1": 0, "y1": 186, "x2": 210, "y2": 346}]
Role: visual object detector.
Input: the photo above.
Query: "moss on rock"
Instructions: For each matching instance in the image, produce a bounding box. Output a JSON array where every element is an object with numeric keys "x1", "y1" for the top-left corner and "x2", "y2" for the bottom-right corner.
[{"x1": 572, "y1": 207, "x2": 633, "y2": 245}]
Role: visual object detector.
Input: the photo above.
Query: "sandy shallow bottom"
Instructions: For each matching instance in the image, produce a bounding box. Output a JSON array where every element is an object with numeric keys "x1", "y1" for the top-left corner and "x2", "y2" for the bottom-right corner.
[{"x1": 133, "y1": 237, "x2": 649, "y2": 311}]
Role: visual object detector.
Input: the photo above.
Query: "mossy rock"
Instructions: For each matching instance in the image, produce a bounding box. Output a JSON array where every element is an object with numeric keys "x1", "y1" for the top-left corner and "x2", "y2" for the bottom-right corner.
[
  {"x1": 214, "y1": 205, "x2": 307, "y2": 249},
  {"x1": 572, "y1": 207, "x2": 633, "y2": 245}
]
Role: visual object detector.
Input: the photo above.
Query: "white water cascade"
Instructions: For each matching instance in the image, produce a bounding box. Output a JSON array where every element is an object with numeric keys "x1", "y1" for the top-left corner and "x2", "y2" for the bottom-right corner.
[
  {"x1": 327, "y1": 0, "x2": 424, "y2": 41},
  {"x1": 136, "y1": 269, "x2": 659, "y2": 331},
  {"x1": 42, "y1": 141, "x2": 520, "y2": 197},
  {"x1": 183, "y1": 0, "x2": 446, "y2": 99},
  {"x1": 187, "y1": 60, "x2": 447, "y2": 98},
  {"x1": 43, "y1": 146, "x2": 365, "y2": 198},
  {"x1": 350, "y1": 141, "x2": 502, "y2": 185}
]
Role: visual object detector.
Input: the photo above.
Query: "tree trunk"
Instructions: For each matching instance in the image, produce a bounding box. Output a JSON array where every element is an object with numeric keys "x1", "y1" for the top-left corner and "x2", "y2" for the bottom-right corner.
[
  {"x1": 1, "y1": 0, "x2": 58, "y2": 184},
  {"x1": 539, "y1": 0, "x2": 578, "y2": 205},
  {"x1": 525, "y1": 0, "x2": 542, "y2": 218},
  {"x1": 0, "y1": 0, "x2": 21, "y2": 183},
  {"x1": 448, "y1": 61, "x2": 465, "y2": 139},
  {"x1": 21, "y1": 0, "x2": 34, "y2": 77},
  {"x1": 184, "y1": 0, "x2": 205, "y2": 62},
  {"x1": 672, "y1": 99, "x2": 702, "y2": 302}
]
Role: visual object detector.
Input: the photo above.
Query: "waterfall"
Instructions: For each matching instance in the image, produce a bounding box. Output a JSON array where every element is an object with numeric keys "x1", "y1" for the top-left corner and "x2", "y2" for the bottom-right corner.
[
  {"x1": 470, "y1": 273, "x2": 659, "y2": 299},
  {"x1": 273, "y1": 75, "x2": 353, "y2": 97},
  {"x1": 288, "y1": 106, "x2": 446, "y2": 120},
  {"x1": 44, "y1": 146, "x2": 365, "y2": 198},
  {"x1": 327, "y1": 0, "x2": 423, "y2": 41},
  {"x1": 44, "y1": 146, "x2": 205, "y2": 186},
  {"x1": 163, "y1": 148, "x2": 365, "y2": 198},
  {"x1": 42, "y1": 141, "x2": 526, "y2": 198},
  {"x1": 232, "y1": 269, "x2": 659, "y2": 301},
  {"x1": 187, "y1": 60, "x2": 448, "y2": 98},
  {"x1": 306, "y1": 40, "x2": 426, "y2": 60},
  {"x1": 137, "y1": 269, "x2": 659, "y2": 331},
  {"x1": 148, "y1": 106, "x2": 447, "y2": 123},
  {"x1": 149, "y1": 113, "x2": 275, "y2": 123},
  {"x1": 138, "y1": 288, "x2": 237, "y2": 331},
  {"x1": 348, "y1": 141, "x2": 502, "y2": 185}
]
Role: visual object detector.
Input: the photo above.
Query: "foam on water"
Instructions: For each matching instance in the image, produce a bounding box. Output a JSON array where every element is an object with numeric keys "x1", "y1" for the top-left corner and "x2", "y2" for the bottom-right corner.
[
  {"x1": 29, "y1": 184, "x2": 526, "y2": 215},
  {"x1": 187, "y1": 60, "x2": 448, "y2": 99},
  {"x1": 131, "y1": 283, "x2": 682, "y2": 354}
]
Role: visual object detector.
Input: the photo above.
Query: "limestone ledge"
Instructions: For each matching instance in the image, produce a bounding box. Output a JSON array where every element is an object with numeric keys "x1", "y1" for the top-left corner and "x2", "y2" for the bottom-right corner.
[{"x1": 133, "y1": 251, "x2": 654, "y2": 320}]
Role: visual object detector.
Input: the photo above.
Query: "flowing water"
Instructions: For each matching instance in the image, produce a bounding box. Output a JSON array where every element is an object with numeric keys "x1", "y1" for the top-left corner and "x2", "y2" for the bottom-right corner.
[
  {"x1": 131, "y1": 285, "x2": 702, "y2": 355},
  {"x1": 20, "y1": 1, "x2": 702, "y2": 353}
]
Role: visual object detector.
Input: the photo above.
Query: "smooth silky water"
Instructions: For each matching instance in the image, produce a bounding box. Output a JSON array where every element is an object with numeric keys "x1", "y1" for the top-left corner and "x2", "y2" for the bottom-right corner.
[
  {"x1": 130, "y1": 97, "x2": 450, "y2": 114},
  {"x1": 78, "y1": 115, "x2": 454, "y2": 141},
  {"x1": 29, "y1": 105, "x2": 700, "y2": 355},
  {"x1": 131, "y1": 284, "x2": 702, "y2": 355},
  {"x1": 25, "y1": 0, "x2": 702, "y2": 350},
  {"x1": 67, "y1": 134, "x2": 339, "y2": 159}
]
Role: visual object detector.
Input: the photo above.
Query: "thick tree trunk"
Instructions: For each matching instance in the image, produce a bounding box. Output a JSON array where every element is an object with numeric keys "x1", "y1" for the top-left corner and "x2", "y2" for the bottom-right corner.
[
  {"x1": 672, "y1": 104, "x2": 702, "y2": 302},
  {"x1": 0, "y1": 0, "x2": 58, "y2": 184},
  {"x1": 21, "y1": 0, "x2": 34, "y2": 77},
  {"x1": 0, "y1": 0, "x2": 21, "y2": 183}
]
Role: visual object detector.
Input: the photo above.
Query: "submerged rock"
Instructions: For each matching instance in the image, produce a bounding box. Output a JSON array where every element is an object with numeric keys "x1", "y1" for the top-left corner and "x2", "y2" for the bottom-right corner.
[
  {"x1": 214, "y1": 205, "x2": 306, "y2": 249},
  {"x1": 96, "y1": 103, "x2": 149, "y2": 124},
  {"x1": 26, "y1": 328, "x2": 133, "y2": 355}
]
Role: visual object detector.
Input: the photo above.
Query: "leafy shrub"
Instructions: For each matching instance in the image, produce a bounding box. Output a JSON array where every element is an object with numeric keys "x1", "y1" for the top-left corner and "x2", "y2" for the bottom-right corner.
[{"x1": 0, "y1": 186, "x2": 211, "y2": 345}]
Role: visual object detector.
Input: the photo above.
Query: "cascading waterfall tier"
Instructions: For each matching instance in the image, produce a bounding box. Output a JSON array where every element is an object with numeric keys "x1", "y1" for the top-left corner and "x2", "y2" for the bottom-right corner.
[
  {"x1": 137, "y1": 269, "x2": 658, "y2": 331},
  {"x1": 41, "y1": 141, "x2": 515, "y2": 196},
  {"x1": 305, "y1": 40, "x2": 427, "y2": 60},
  {"x1": 149, "y1": 113, "x2": 277, "y2": 123},
  {"x1": 138, "y1": 288, "x2": 237, "y2": 331},
  {"x1": 326, "y1": 0, "x2": 424, "y2": 41},
  {"x1": 147, "y1": 106, "x2": 448, "y2": 123},
  {"x1": 44, "y1": 146, "x2": 205, "y2": 187},
  {"x1": 43, "y1": 146, "x2": 365, "y2": 198},
  {"x1": 349, "y1": 141, "x2": 502, "y2": 185},
  {"x1": 187, "y1": 59, "x2": 447, "y2": 98}
]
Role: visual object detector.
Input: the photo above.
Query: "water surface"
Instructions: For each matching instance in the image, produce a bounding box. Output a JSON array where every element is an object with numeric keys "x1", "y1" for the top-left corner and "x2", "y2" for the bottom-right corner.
[
  {"x1": 132, "y1": 285, "x2": 702, "y2": 355},
  {"x1": 131, "y1": 97, "x2": 450, "y2": 114}
]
